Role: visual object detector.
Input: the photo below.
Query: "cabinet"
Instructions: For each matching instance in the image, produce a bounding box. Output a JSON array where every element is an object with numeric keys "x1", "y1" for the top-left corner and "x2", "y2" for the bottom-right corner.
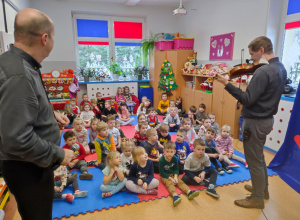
[
  {"x1": 212, "y1": 81, "x2": 247, "y2": 138},
  {"x1": 149, "y1": 50, "x2": 194, "y2": 108}
]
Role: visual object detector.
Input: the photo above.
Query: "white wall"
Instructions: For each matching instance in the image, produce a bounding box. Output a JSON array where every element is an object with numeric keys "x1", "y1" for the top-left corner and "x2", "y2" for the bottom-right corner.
[
  {"x1": 29, "y1": 0, "x2": 178, "y2": 72},
  {"x1": 177, "y1": 0, "x2": 271, "y2": 64}
]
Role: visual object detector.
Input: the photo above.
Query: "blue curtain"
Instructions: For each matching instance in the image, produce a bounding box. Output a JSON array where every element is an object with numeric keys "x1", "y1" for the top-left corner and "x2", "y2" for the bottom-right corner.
[{"x1": 269, "y1": 84, "x2": 300, "y2": 193}]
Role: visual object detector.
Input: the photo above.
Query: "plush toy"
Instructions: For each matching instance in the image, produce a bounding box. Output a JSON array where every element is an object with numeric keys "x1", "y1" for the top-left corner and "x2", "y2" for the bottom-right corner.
[{"x1": 189, "y1": 64, "x2": 195, "y2": 74}]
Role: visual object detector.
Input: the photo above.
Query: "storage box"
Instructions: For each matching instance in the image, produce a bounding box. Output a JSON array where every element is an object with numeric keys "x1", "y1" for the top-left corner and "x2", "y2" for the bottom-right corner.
[
  {"x1": 173, "y1": 38, "x2": 194, "y2": 50},
  {"x1": 155, "y1": 41, "x2": 174, "y2": 50},
  {"x1": 186, "y1": 81, "x2": 194, "y2": 89}
]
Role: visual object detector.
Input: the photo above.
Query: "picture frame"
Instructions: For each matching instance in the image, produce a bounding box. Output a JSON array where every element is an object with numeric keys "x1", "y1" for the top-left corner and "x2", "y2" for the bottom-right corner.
[{"x1": 209, "y1": 32, "x2": 235, "y2": 60}]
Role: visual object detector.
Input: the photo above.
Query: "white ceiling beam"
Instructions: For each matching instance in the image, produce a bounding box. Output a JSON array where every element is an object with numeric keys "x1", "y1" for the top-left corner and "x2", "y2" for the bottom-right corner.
[{"x1": 125, "y1": 0, "x2": 141, "y2": 6}]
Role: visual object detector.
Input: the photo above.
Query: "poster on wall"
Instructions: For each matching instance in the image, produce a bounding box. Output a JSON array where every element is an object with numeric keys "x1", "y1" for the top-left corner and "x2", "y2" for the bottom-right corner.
[{"x1": 209, "y1": 32, "x2": 235, "y2": 60}]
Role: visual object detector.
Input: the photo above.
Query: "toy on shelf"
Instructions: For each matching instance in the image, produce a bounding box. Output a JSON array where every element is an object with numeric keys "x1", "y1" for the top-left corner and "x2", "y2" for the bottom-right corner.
[
  {"x1": 42, "y1": 69, "x2": 75, "y2": 110},
  {"x1": 200, "y1": 80, "x2": 213, "y2": 93}
]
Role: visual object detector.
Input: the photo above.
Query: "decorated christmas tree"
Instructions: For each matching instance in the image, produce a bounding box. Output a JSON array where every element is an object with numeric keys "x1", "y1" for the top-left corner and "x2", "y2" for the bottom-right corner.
[{"x1": 158, "y1": 59, "x2": 178, "y2": 95}]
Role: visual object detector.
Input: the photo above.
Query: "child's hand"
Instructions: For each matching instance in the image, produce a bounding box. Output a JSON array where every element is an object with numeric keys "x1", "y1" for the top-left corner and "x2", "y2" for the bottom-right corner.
[
  {"x1": 218, "y1": 154, "x2": 223, "y2": 161},
  {"x1": 180, "y1": 160, "x2": 185, "y2": 164},
  {"x1": 117, "y1": 145, "x2": 121, "y2": 149},
  {"x1": 212, "y1": 154, "x2": 219, "y2": 159},
  {"x1": 137, "y1": 179, "x2": 143, "y2": 185},
  {"x1": 54, "y1": 186, "x2": 60, "y2": 192},
  {"x1": 199, "y1": 172, "x2": 205, "y2": 181},
  {"x1": 142, "y1": 182, "x2": 148, "y2": 190},
  {"x1": 114, "y1": 166, "x2": 120, "y2": 172},
  {"x1": 126, "y1": 170, "x2": 129, "y2": 176},
  {"x1": 110, "y1": 167, "x2": 115, "y2": 174},
  {"x1": 59, "y1": 185, "x2": 64, "y2": 192},
  {"x1": 68, "y1": 161, "x2": 75, "y2": 168},
  {"x1": 174, "y1": 176, "x2": 178, "y2": 184},
  {"x1": 194, "y1": 176, "x2": 202, "y2": 184},
  {"x1": 169, "y1": 124, "x2": 175, "y2": 127},
  {"x1": 169, "y1": 177, "x2": 176, "y2": 185}
]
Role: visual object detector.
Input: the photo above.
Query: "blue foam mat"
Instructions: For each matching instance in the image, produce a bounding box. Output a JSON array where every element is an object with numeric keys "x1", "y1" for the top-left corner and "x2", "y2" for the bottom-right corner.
[{"x1": 52, "y1": 167, "x2": 139, "y2": 219}]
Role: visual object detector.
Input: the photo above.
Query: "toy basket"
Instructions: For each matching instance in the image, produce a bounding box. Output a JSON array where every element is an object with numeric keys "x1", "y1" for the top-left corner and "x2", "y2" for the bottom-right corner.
[
  {"x1": 155, "y1": 41, "x2": 174, "y2": 50},
  {"x1": 186, "y1": 81, "x2": 194, "y2": 89},
  {"x1": 173, "y1": 38, "x2": 194, "y2": 50}
]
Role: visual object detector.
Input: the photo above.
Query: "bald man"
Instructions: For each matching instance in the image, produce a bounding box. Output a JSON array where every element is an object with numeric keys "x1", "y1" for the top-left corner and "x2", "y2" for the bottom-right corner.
[{"x1": 0, "y1": 8, "x2": 74, "y2": 220}]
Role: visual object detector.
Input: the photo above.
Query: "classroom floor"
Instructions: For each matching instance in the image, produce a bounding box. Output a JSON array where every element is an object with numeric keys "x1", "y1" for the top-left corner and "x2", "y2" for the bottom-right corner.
[{"x1": 7, "y1": 139, "x2": 300, "y2": 220}]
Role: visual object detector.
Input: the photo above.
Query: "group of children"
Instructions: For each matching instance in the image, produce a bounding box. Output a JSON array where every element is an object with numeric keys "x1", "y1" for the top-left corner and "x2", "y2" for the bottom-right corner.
[{"x1": 55, "y1": 91, "x2": 248, "y2": 206}]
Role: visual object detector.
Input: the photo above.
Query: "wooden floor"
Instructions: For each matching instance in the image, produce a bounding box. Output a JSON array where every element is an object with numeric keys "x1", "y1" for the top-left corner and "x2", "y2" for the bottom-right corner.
[{"x1": 8, "y1": 140, "x2": 300, "y2": 220}]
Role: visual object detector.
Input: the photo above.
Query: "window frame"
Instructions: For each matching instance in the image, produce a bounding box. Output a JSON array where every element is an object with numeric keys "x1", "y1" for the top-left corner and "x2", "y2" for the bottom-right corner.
[{"x1": 72, "y1": 13, "x2": 145, "y2": 74}]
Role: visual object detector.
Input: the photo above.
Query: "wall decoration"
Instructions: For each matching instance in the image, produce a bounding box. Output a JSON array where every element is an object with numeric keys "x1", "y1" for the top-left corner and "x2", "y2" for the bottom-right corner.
[
  {"x1": 158, "y1": 59, "x2": 178, "y2": 95},
  {"x1": 209, "y1": 32, "x2": 235, "y2": 60}
]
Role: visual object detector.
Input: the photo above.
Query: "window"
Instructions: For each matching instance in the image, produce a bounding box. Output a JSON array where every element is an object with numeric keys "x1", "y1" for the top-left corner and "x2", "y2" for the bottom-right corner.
[{"x1": 73, "y1": 14, "x2": 145, "y2": 80}]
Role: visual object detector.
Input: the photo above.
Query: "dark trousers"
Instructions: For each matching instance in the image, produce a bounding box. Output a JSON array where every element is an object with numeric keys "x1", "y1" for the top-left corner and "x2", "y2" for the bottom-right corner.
[
  {"x1": 205, "y1": 147, "x2": 228, "y2": 169},
  {"x1": 54, "y1": 176, "x2": 78, "y2": 199},
  {"x1": 2, "y1": 160, "x2": 54, "y2": 220},
  {"x1": 178, "y1": 163, "x2": 184, "y2": 174},
  {"x1": 88, "y1": 142, "x2": 95, "y2": 151},
  {"x1": 169, "y1": 125, "x2": 179, "y2": 132},
  {"x1": 182, "y1": 169, "x2": 218, "y2": 186},
  {"x1": 153, "y1": 161, "x2": 160, "y2": 173}
]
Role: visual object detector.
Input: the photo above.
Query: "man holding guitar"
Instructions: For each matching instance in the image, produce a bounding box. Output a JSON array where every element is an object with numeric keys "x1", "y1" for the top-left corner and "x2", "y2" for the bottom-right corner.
[{"x1": 216, "y1": 36, "x2": 287, "y2": 209}]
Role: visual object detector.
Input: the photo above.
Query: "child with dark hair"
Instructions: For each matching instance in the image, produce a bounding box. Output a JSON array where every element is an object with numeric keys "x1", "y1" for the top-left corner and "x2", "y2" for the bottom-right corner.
[
  {"x1": 102, "y1": 100, "x2": 117, "y2": 121},
  {"x1": 91, "y1": 98, "x2": 101, "y2": 120},
  {"x1": 158, "y1": 124, "x2": 171, "y2": 151},
  {"x1": 175, "y1": 129, "x2": 191, "y2": 174},
  {"x1": 133, "y1": 121, "x2": 148, "y2": 147},
  {"x1": 176, "y1": 97, "x2": 186, "y2": 117},
  {"x1": 80, "y1": 93, "x2": 92, "y2": 111},
  {"x1": 116, "y1": 101, "x2": 134, "y2": 126},
  {"x1": 147, "y1": 107, "x2": 160, "y2": 130},
  {"x1": 96, "y1": 92, "x2": 106, "y2": 112},
  {"x1": 156, "y1": 93, "x2": 169, "y2": 115},
  {"x1": 62, "y1": 130, "x2": 93, "y2": 180},
  {"x1": 195, "y1": 103, "x2": 207, "y2": 126},
  {"x1": 123, "y1": 86, "x2": 136, "y2": 114}
]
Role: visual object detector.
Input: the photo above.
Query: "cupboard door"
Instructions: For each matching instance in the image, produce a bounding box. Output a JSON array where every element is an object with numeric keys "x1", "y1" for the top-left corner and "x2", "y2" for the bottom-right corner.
[
  {"x1": 222, "y1": 90, "x2": 238, "y2": 137},
  {"x1": 185, "y1": 88, "x2": 195, "y2": 110},
  {"x1": 212, "y1": 81, "x2": 224, "y2": 127},
  {"x1": 202, "y1": 92, "x2": 212, "y2": 113}
]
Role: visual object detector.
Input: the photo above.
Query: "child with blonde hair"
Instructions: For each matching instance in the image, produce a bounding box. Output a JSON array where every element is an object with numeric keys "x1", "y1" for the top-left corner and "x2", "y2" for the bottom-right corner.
[
  {"x1": 123, "y1": 86, "x2": 136, "y2": 114},
  {"x1": 115, "y1": 120, "x2": 126, "y2": 138},
  {"x1": 107, "y1": 115, "x2": 121, "y2": 152},
  {"x1": 117, "y1": 102, "x2": 135, "y2": 126},
  {"x1": 215, "y1": 125, "x2": 248, "y2": 168},
  {"x1": 197, "y1": 116, "x2": 212, "y2": 139},
  {"x1": 115, "y1": 87, "x2": 126, "y2": 104},
  {"x1": 135, "y1": 113, "x2": 150, "y2": 132},
  {"x1": 88, "y1": 118, "x2": 99, "y2": 154},
  {"x1": 126, "y1": 147, "x2": 159, "y2": 195},
  {"x1": 159, "y1": 141, "x2": 199, "y2": 206},
  {"x1": 63, "y1": 103, "x2": 76, "y2": 128},
  {"x1": 181, "y1": 118, "x2": 197, "y2": 149},
  {"x1": 100, "y1": 151, "x2": 127, "y2": 198},
  {"x1": 91, "y1": 98, "x2": 101, "y2": 120},
  {"x1": 72, "y1": 117, "x2": 90, "y2": 154},
  {"x1": 163, "y1": 106, "x2": 180, "y2": 132},
  {"x1": 137, "y1": 99, "x2": 151, "y2": 116},
  {"x1": 120, "y1": 139, "x2": 134, "y2": 176},
  {"x1": 208, "y1": 113, "x2": 220, "y2": 135},
  {"x1": 80, "y1": 103, "x2": 95, "y2": 128},
  {"x1": 70, "y1": 97, "x2": 80, "y2": 116}
]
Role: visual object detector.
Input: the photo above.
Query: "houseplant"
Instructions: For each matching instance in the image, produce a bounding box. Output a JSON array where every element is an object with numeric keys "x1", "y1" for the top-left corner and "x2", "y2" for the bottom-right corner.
[
  {"x1": 109, "y1": 61, "x2": 123, "y2": 80},
  {"x1": 133, "y1": 65, "x2": 149, "y2": 80},
  {"x1": 78, "y1": 67, "x2": 96, "y2": 82},
  {"x1": 141, "y1": 32, "x2": 163, "y2": 66}
]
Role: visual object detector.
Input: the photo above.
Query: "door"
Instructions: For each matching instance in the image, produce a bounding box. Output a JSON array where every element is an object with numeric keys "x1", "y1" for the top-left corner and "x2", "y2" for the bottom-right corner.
[{"x1": 212, "y1": 81, "x2": 224, "y2": 127}]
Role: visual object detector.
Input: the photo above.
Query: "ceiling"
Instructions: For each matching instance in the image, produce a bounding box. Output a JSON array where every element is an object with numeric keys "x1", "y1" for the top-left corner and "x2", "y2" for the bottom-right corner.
[{"x1": 54, "y1": 0, "x2": 191, "y2": 7}]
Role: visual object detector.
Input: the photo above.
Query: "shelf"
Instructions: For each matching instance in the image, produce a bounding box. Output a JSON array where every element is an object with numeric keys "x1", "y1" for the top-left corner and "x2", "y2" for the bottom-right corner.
[
  {"x1": 181, "y1": 73, "x2": 213, "y2": 78},
  {"x1": 79, "y1": 80, "x2": 150, "y2": 84}
]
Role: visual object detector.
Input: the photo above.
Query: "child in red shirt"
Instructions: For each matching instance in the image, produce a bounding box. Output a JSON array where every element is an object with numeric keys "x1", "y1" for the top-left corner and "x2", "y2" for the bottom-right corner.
[
  {"x1": 62, "y1": 130, "x2": 93, "y2": 180},
  {"x1": 91, "y1": 98, "x2": 101, "y2": 120},
  {"x1": 133, "y1": 121, "x2": 148, "y2": 147},
  {"x1": 80, "y1": 93, "x2": 92, "y2": 111},
  {"x1": 110, "y1": 96, "x2": 118, "y2": 111}
]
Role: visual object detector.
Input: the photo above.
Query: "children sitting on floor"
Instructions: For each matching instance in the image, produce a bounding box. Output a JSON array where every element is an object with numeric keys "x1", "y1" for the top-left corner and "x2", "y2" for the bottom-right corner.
[
  {"x1": 63, "y1": 103, "x2": 76, "y2": 129},
  {"x1": 120, "y1": 138, "x2": 134, "y2": 177},
  {"x1": 100, "y1": 151, "x2": 127, "y2": 199},
  {"x1": 176, "y1": 97, "x2": 185, "y2": 117},
  {"x1": 203, "y1": 128, "x2": 232, "y2": 175},
  {"x1": 123, "y1": 86, "x2": 136, "y2": 115},
  {"x1": 54, "y1": 165, "x2": 88, "y2": 203},
  {"x1": 159, "y1": 141, "x2": 199, "y2": 207},
  {"x1": 107, "y1": 115, "x2": 121, "y2": 152},
  {"x1": 182, "y1": 138, "x2": 219, "y2": 198},
  {"x1": 215, "y1": 125, "x2": 248, "y2": 168},
  {"x1": 181, "y1": 118, "x2": 197, "y2": 150},
  {"x1": 62, "y1": 131, "x2": 93, "y2": 180},
  {"x1": 195, "y1": 103, "x2": 207, "y2": 127},
  {"x1": 80, "y1": 93, "x2": 92, "y2": 111},
  {"x1": 110, "y1": 96, "x2": 118, "y2": 111},
  {"x1": 115, "y1": 120, "x2": 126, "y2": 138},
  {"x1": 135, "y1": 113, "x2": 150, "y2": 132},
  {"x1": 197, "y1": 116, "x2": 212, "y2": 139},
  {"x1": 133, "y1": 121, "x2": 148, "y2": 147},
  {"x1": 175, "y1": 129, "x2": 191, "y2": 174},
  {"x1": 117, "y1": 102, "x2": 135, "y2": 126},
  {"x1": 80, "y1": 103, "x2": 95, "y2": 128},
  {"x1": 93, "y1": 122, "x2": 116, "y2": 169},
  {"x1": 102, "y1": 100, "x2": 117, "y2": 121},
  {"x1": 166, "y1": 100, "x2": 177, "y2": 116},
  {"x1": 72, "y1": 117, "x2": 90, "y2": 154},
  {"x1": 156, "y1": 92, "x2": 169, "y2": 115},
  {"x1": 137, "y1": 99, "x2": 151, "y2": 116},
  {"x1": 126, "y1": 147, "x2": 159, "y2": 195},
  {"x1": 143, "y1": 128, "x2": 161, "y2": 173},
  {"x1": 163, "y1": 106, "x2": 181, "y2": 132},
  {"x1": 158, "y1": 124, "x2": 171, "y2": 150},
  {"x1": 147, "y1": 107, "x2": 160, "y2": 130},
  {"x1": 209, "y1": 113, "x2": 220, "y2": 135},
  {"x1": 70, "y1": 97, "x2": 80, "y2": 116},
  {"x1": 88, "y1": 118, "x2": 99, "y2": 154}
]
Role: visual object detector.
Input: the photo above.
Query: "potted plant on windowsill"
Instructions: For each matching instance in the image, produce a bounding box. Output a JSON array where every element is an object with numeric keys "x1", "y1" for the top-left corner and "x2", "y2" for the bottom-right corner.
[
  {"x1": 133, "y1": 65, "x2": 149, "y2": 80},
  {"x1": 109, "y1": 61, "x2": 123, "y2": 81},
  {"x1": 141, "y1": 32, "x2": 163, "y2": 66},
  {"x1": 79, "y1": 67, "x2": 96, "y2": 82}
]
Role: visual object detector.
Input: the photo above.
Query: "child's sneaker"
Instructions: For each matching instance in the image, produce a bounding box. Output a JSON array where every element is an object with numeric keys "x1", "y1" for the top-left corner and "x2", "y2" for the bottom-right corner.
[
  {"x1": 146, "y1": 189, "x2": 158, "y2": 195},
  {"x1": 102, "y1": 192, "x2": 112, "y2": 198},
  {"x1": 206, "y1": 188, "x2": 220, "y2": 198},
  {"x1": 223, "y1": 166, "x2": 232, "y2": 174},
  {"x1": 216, "y1": 167, "x2": 225, "y2": 175},
  {"x1": 86, "y1": 160, "x2": 97, "y2": 167},
  {"x1": 188, "y1": 190, "x2": 200, "y2": 200},
  {"x1": 244, "y1": 161, "x2": 248, "y2": 168},
  {"x1": 70, "y1": 172, "x2": 78, "y2": 179},
  {"x1": 228, "y1": 162, "x2": 240, "y2": 168},
  {"x1": 74, "y1": 190, "x2": 88, "y2": 198},
  {"x1": 200, "y1": 179, "x2": 210, "y2": 187},
  {"x1": 79, "y1": 172, "x2": 93, "y2": 180},
  {"x1": 65, "y1": 193, "x2": 74, "y2": 203},
  {"x1": 173, "y1": 196, "x2": 181, "y2": 206}
]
